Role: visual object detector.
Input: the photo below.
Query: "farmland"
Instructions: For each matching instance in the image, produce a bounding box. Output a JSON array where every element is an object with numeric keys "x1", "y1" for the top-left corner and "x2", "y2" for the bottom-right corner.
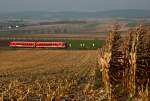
[
  {"x1": 0, "y1": 17, "x2": 150, "y2": 101},
  {"x1": 0, "y1": 18, "x2": 134, "y2": 35},
  {"x1": 0, "y1": 50, "x2": 105, "y2": 100}
]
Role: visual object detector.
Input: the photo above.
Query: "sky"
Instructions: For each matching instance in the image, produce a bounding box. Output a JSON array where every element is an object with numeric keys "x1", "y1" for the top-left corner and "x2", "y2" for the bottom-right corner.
[{"x1": 0, "y1": 0, "x2": 150, "y2": 13}]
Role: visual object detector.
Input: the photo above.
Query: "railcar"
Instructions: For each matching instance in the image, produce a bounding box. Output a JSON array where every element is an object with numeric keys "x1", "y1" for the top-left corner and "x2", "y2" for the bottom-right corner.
[
  {"x1": 9, "y1": 41, "x2": 67, "y2": 48},
  {"x1": 36, "y1": 42, "x2": 66, "y2": 48},
  {"x1": 9, "y1": 41, "x2": 35, "y2": 47}
]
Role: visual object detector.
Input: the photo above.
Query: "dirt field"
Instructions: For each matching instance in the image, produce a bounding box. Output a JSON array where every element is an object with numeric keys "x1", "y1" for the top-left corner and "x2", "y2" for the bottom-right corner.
[{"x1": 0, "y1": 49, "x2": 104, "y2": 100}]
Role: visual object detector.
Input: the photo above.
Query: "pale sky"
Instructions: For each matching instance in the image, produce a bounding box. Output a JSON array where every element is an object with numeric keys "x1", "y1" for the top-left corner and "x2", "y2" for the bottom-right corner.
[{"x1": 0, "y1": 0, "x2": 150, "y2": 13}]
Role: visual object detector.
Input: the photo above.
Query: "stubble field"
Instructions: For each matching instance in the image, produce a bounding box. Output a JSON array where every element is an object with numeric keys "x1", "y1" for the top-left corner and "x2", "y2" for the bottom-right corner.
[{"x1": 0, "y1": 49, "x2": 104, "y2": 100}]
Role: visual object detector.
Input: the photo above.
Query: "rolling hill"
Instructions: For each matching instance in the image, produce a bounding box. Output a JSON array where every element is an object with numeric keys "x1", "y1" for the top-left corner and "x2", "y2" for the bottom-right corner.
[{"x1": 0, "y1": 9, "x2": 150, "y2": 20}]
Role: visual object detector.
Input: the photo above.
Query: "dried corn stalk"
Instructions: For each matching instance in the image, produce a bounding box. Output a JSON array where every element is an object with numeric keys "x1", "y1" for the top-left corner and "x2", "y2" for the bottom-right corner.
[
  {"x1": 98, "y1": 32, "x2": 112, "y2": 100},
  {"x1": 98, "y1": 25, "x2": 150, "y2": 100},
  {"x1": 98, "y1": 26, "x2": 124, "y2": 100}
]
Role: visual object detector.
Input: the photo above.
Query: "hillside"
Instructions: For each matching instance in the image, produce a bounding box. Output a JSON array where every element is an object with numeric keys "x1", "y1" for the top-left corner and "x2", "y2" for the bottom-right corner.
[{"x1": 0, "y1": 9, "x2": 150, "y2": 20}]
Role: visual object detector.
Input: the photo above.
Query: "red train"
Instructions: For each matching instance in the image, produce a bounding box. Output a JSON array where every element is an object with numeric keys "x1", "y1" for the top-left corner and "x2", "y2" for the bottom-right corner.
[{"x1": 9, "y1": 41, "x2": 67, "y2": 48}]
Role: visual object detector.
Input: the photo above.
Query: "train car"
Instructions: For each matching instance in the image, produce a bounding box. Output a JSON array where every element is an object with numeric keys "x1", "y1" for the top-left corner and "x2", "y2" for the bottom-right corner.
[
  {"x1": 9, "y1": 41, "x2": 67, "y2": 48},
  {"x1": 35, "y1": 42, "x2": 67, "y2": 48},
  {"x1": 9, "y1": 41, "x2": 36, "y2": 47}
]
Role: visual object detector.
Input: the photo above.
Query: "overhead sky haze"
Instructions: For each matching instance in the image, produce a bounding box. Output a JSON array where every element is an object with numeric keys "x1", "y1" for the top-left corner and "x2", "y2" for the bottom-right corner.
[{"x1": 0, "y1": 0, "x2": 150, "y2": 13}]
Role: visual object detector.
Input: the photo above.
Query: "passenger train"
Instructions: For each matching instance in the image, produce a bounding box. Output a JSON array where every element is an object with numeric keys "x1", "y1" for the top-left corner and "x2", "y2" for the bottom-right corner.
[{"x1": 9, "y1": 41, "x2": 67, "y2": 48}]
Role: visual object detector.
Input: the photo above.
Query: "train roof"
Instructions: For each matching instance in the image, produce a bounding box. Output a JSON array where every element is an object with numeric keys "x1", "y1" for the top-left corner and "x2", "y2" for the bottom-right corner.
[{"x1": 10, "y1": 41, "x2": 65, "y2": 43}]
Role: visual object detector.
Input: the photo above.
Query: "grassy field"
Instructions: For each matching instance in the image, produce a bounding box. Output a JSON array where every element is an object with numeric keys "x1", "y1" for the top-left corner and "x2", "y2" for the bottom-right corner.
[
  {"x1": 0, "y1": 49, "x2": 104, "y2": 100},
  {"x1": 55, "y1": 39, "x2": 104, "y2": 49}
]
